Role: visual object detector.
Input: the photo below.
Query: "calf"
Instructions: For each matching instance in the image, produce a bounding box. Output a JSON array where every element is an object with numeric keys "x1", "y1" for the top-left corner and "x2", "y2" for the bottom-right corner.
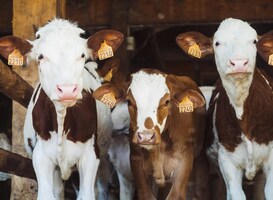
[
  {"x1": 93, "y1": 68, "x2": 208, "y2": 200},
  {"x1": 0, "y1": 18, "x2": 123, "y2": 200},
  {"x1": 177, "y1": 18, "x2": 273, "y2": 199}
]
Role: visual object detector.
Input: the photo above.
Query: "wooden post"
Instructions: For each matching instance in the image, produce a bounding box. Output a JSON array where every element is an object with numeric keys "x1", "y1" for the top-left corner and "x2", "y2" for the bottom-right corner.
[{"x1": 11, "y1": 1, "x2": 58, "y2": 199}]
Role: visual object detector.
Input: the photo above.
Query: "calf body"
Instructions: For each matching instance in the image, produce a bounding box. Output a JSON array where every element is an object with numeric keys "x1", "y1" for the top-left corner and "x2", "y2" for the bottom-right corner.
[
  {"x1": 0, "y1": 19, "x2": 123, "y2": 200},
  {"x1": 177, "y1": 18, "x2": 273, "y2": 199},
  {"x1": 94, "y1": 69, "x2": 208, "y2": 200}
]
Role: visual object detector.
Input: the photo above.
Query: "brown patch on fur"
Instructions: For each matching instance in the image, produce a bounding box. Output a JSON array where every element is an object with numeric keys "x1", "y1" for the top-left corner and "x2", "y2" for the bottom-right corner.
[
  {"x1": 32, "y1": 89, "x2": 99, "y2": 157},
  {"x1": 127, "y1": 89, "x2": 138, "y2": 132},
  {"x1": 212, "y1": 69, "x2": 273, "y2": 152},
  {"x1": 144, "y1": 117, "x2": 154, "y2": 129},
  {"x1": 157, "y1": 93, "x2": 170, "y2": 125},
  {"x1": 32, "y1": 84, "x2": 41, "y2": 103}
]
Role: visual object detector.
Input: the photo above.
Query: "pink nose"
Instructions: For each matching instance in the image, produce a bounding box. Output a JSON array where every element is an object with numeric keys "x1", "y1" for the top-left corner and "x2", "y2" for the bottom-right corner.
[
  {"x1": 56, "y1": 84, "x2": 78, "y2": 100},
  {"x1": 229, "y1": 59, "x2": 249, "y2": 69},
  {"x1": 137, "y1": 131, "x2": 155, "y2": 144}
]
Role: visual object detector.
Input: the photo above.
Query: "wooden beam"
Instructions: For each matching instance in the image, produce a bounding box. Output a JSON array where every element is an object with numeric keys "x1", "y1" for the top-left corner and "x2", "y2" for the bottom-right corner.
[
  {"x1": 0, "y1": 60, "x2": 33, "y2": 108},
  {"x1": 12, "y1": 0, "x2": 58, "y2": 199},
  {"x1": 0, "y1": 149, "x2": 36, "y2": 180}
]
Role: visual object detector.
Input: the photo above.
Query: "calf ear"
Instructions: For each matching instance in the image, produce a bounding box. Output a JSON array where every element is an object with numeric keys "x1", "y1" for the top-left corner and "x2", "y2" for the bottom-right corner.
[
  {"x1": 97, "y1": 57, "x2": 120, "y2": 82},
  {"x1": 257, "y1": 31, "x2": 273, "y2": 66},
  {"x1": 176, "y1": 31, "x2": 213, "y2": 59},
  {"x1": 0, "y1": 36, "x2": 32, "y2": 60},
  {"x1": 93, "y1": 82, "x2": 128, "y2": 108},
  {"x1": 87, "y1": 30, "x2": 124, "y2": 60}
]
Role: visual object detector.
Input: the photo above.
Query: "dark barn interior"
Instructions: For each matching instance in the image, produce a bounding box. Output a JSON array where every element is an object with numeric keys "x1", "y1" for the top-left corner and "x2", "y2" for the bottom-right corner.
[{"x1": 0, "y1": 0, "x2": 273, "y2": 199}]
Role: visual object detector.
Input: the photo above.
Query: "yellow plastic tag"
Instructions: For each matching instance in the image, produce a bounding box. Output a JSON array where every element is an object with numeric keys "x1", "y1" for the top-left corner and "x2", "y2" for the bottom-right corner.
[
  {"x1": 188, "y1": 43, "x2": 201, "y2": 59},
  {"x1": 8, "y1": 48, "x2": 24, "y2": 66},
  {"x1": 104, "y1": 69, "x2": 113, "y2": 82},
  {"x1": 268, "y1": 54, "x2": 273, "y2": 66},
  {"x1": 179, "y1": 96, "x2": 193, "y2": 113},
  {"x1": 101, "y1": 91, "x2": 116, "y2": 108},
  {"x1": 98, "y1": 40, "x2": 114, "y2": 60}
]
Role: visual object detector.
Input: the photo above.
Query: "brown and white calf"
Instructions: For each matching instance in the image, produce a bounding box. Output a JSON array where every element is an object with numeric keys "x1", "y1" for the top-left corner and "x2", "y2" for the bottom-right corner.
[
  {"x1": 93, "y1": 68, "x2": 208, "y2": 200},
  {"x1": 177, "y1": 18, "x2": 273, "y2": 200},
  {"x1": 0, "y1": 19, "x2": 123, "y2": 200}
]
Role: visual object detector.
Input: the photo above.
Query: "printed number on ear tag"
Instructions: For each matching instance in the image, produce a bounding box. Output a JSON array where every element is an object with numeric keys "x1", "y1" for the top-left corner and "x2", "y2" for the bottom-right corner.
[
  {"x1": 268, "y1": 54, "x2": 273, "y2": 66},
  {"x1": 8, "y1": 48, "x2": 24, "y2": 66},
  {"x1": 188, "y1": 43, "x2": 201, "y2": 59},
  {"x1": 98, "y1": 40, "x2": 114, "y2": 60},
  {"x1": 179, "y1": 96, "x2": 193, "y2": 113},
  {"x1": 101, "y1": 92, "x2": 116, "y2": 108}
]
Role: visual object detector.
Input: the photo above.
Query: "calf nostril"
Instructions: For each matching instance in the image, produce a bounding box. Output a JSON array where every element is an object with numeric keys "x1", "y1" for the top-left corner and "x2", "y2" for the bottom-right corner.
[
  {"x1": 230, "y1": 60, "x2": 235, "y2": 66},
  {"x1": 138, "y1": 133, "x2": 142, "y2": 140},
  {"x1": 73, "y1": 85, "x2": 78, "y2": 93},
  {"x1": 150, "y1": 134, "x2": 155, "y2": 140},
  {"x1": 57, "y1": 85, "x2": 63, "y2": 93},
  {"x1": 244, "y1": 60, "x2": 249, "y2": 66}
]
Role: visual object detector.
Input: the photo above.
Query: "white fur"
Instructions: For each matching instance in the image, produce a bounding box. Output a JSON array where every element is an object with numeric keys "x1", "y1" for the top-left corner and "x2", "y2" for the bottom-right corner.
[
  {"x1": 213, "y1": 18, "x2": 258, "y2": 119},
  {"x1": 23, "y1": 19, "x2": 113, "y2": 200},
  {"x1": 129, "y1": 71, "x2": 169, "y2": 134},
  {"x1": 109, "y1": 103, "x2": 135, "y2": 200},
  {"x1": 0, "y1": 133, "x2": 11, "y2": 181},
  {"x1": 199, "y1": 86, "x2": 215, "y2": 110}
]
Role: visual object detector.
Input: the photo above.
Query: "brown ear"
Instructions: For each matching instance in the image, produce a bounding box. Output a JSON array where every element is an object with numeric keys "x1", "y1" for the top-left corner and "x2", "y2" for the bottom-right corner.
[
  {"x1": 93, "y1": 81, "x2": 128, "y2": 108},
  {"x1": 0, "y1": 36, "x2": 32, "y2": 59},
  {"x1": 87, "y1": 30, "x2": 124, "y2": 60},
  {"x1": 176, "y1": 31, "x2": 213, "y2": 59},
  {"x1": 257, "y1": 31, "x2": 273, "y2": 66},
  {"x1": 97, "y1": 57, "x2": 120, "y2": 82}
]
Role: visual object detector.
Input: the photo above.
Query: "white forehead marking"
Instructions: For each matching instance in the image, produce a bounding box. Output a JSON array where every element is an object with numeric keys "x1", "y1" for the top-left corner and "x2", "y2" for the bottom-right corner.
[
  {"x1": 31, "y1": 18, "x2": 89, "y2": 61},
  {"x1": 129, "y1": 70, "x2": 169, "y2": 132},
  {"x1": 214, "y1": 18, "x2": 257, "y2": 44}
]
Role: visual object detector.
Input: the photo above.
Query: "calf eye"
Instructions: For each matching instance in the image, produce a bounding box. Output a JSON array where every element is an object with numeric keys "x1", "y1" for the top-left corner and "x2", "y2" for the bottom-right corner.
[
  {"x1": 38, "y1": 54, "x2": 44, "y2": 60},
  {"x1": 253, "y1": 39, "x2": 257, "y2": 44},
  {"x1": 81, "y1": 53, "x2": 85, "y2": 58},
  {"x1": 215, "y1": 41, "x2": 220, "y2": 46},
  {"x1": 165, "y1": 100, "x2": 170, "y2": 106},
  {"x1": 36, "y1": 34, "x2": 40, "y2": 39}
]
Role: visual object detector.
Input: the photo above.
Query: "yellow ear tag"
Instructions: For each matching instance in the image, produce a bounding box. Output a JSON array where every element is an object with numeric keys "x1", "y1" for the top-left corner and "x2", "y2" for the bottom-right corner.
[
  {"x1": 179, "y1": 96, "x2": 193, "y2": 113},
  {"x1": 98, "y1": 40, "x2": 114, "y2": 60},
  {"x1": 268, "y1": 54, "x2": 273, "y2": 66},
  {"x1": 8, "y1": 48, "x2": 24, "y2": 66},
  {"x1": 104, "y1": 69, "x2": 113, "y2": 82},
  {"x1": 101, "y1": 91, "x2": 116, "y2": 108},
  {"x1": 188, "y1": 43, "x2": 201, "y2": 58}
]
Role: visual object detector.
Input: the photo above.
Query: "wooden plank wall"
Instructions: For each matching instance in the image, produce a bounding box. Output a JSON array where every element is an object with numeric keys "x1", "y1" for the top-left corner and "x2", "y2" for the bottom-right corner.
[{"x1": 11, "y1": 1, "x2": 58, "y2": 199}]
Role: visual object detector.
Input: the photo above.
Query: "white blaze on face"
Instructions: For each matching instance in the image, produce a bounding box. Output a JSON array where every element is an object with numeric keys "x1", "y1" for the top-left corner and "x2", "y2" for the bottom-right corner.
[
  {"x1": 29, "y1": 19, "x2": 90, "y2": 105},
  {"x1": 129, "y1": 71, "x2": 170, "y2": 133},
  {"x1": 213, "y1": 18, "x2": 258, "y2": 78}
]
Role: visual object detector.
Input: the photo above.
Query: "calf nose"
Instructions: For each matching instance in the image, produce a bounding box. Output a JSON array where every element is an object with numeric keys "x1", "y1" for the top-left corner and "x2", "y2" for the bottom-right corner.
[
  {"x1": 229, "y1": 59, "x2": 249, "y2": 68},
  {"x1": 137, "y1": 131, "x2": 156, "y2": 144},
  {"x1": 56, "y1": 84, "x2": 78, "y2": 100}
]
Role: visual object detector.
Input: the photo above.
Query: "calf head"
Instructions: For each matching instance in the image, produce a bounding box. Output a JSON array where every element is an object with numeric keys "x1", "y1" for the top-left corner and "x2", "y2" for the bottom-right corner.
[
  {"x1": 176, "y1": 18, "x2": 258, "y2": 80},
  {"x1": 0, "y1": 18, "x2": 123, "y2": 107},
  {"x1": 94, "y1": 69, "x2": 205, "y2": 149}
]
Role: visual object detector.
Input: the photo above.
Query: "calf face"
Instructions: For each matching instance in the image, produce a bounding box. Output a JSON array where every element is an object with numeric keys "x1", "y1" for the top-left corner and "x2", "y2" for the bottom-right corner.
[
  {"x1": 94, "y1": 69, "x2": 205, "y2": 149},
  {"x1": 177, "y1": 18, "x2": 258, "y2": 80},
  {"x1": 0, "y1": 18, "x2": 123, "y2": 107}
]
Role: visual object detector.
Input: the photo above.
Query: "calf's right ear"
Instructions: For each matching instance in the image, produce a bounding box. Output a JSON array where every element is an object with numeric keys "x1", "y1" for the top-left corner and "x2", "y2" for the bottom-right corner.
[
  {"x1": 93, "y1": 82, "x2": 128, "y2": 108},
  {"x1": 176, "y1": 32, "x2": 213, "y2": 59},
  {"x1": 0, "y1": 36, "x2": 32, "y2": 60}
]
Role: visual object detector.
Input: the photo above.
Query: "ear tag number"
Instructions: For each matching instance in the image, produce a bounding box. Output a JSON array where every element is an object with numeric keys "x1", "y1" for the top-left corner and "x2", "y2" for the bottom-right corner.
[
  {"x1": 98, "y1": 40, "x2": 114, "y2": 60},
  {"x1": 104, "y1": 69, "x2": 113, "y2": 82},
  {"x1": 101, "y1": 91, "x2": 116, "y2": 108},
  {"x1": 8, "y1": 48, "x2": 24, "y2": 66},
  {"x1": 188, "y1": 43, "x2": 201, "y2": 58},
  {"x1": 179, "y1": 96, "x2": 193, "y2": 113},
  {"x1": 268, "y1": 54, "x2": 273, "y2": 66}
]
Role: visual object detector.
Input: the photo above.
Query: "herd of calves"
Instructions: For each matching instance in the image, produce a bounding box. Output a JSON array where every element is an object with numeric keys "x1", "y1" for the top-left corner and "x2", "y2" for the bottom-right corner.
[{"x1": 1, "y1": 17, "x2": 273, "y2": 200}]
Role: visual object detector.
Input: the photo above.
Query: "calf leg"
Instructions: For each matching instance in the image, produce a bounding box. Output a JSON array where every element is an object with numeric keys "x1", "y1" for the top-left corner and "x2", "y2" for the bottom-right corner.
[
  {"x1": 117, "y1": 171, "x2": 135, "y2": 200},
  {"x1": 264, "y1": 150, "x2": 273, "y2": 200},
  {"x1": 218, "y1": 147, "x2": 245, "y2": 200},
  {"x1": 77, "y1": 144, "x2": 100, "y2": 200},
  {"x1": 53, "y1": 169, "x2": 64, "y2": 200},
  {"x1": 33, "y1": 142, "x2": 56, "y2": 200}
]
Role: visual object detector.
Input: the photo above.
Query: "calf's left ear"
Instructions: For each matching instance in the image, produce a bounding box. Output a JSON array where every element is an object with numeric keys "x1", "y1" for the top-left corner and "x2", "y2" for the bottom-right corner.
[
  {"x1": 257, "y1": 30, "x2": 273, "y2": 66},
  {"x1": 87, "y1": 30, "x2": 124, "y2": 60},
  {"x1": 0, "y1": 36, "x2": 32, "y2": 60}
]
